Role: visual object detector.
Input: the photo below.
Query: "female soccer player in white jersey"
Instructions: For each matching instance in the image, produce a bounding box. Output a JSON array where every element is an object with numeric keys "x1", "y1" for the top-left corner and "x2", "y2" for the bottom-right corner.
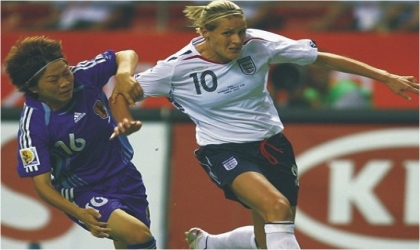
[
  {"x1": 4, "y1": 36, "x2": 156, "y2": 249},
  {"x1": 110, "y1": 0, "x2": 419, "y2": 249}
]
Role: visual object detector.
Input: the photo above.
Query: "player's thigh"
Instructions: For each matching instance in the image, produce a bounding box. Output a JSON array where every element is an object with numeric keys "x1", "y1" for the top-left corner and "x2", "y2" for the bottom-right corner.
[
  {"x1": 107, "y1": 208, "x2": 152, "y2": 244},
  {"x1": 230, "y1": 171, "x2": 290, "y2": 211}
]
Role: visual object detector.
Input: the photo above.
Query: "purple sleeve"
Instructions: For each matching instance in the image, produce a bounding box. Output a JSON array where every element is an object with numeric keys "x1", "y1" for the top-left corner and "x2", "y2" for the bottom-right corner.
[{"x1": 17, "y1": 104, "x2": 52, "y2": 178}]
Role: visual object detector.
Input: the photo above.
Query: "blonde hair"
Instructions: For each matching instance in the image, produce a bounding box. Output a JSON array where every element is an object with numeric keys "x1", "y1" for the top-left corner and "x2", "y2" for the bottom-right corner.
[{"x1": 183, "y1": 0, "x2": 245, "y2": 34}]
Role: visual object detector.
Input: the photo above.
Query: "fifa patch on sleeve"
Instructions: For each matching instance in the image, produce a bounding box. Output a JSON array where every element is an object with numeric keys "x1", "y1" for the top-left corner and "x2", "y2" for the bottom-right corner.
[{"x1": 19, "y1": 147, "x2": 40, "y2": 173}]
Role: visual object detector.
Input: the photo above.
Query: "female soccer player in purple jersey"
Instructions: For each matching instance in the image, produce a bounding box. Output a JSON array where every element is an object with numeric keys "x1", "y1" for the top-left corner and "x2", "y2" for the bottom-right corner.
[
  {"x1": 110, "y1": 0, "x2": 419, "y2": 249},
  {"x1": 4, "y1": 36, "x2": 156, "y2": 249}
]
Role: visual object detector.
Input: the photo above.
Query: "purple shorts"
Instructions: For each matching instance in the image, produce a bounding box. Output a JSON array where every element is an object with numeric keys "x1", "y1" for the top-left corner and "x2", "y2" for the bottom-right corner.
[{"x1": 67, "y1": 162, "x2": 151, "y2": 231}]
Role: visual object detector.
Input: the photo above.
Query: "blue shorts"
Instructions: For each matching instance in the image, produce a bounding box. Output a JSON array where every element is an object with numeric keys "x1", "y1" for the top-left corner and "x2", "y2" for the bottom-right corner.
[
  {"x1": 194, "y1": 133, "x2": 299, "y2": 208},
  {"x1": 67, "y1": 162, "x2": 151, "y2": 231}
]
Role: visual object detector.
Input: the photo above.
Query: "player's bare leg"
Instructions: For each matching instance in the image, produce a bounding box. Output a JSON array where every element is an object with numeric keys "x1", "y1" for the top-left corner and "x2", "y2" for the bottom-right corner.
[
  {"x1": 251, "y1": 209, "x2": 267, "y2": 249},
  {"x1": 113, "y1": 240, "x2": 126, "y2": 249},
  {"x1": 107, "y1": 209, "x2": 155, "y2": 249},
  {"x1": 230, "y1": 172, "x2": 299, "y2": 249}
]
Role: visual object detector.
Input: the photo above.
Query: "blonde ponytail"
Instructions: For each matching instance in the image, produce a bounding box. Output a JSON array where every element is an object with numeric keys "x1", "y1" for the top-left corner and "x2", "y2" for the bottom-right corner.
[{"x1": 183, "y1": 0, "x2": 245, "y2": 34}]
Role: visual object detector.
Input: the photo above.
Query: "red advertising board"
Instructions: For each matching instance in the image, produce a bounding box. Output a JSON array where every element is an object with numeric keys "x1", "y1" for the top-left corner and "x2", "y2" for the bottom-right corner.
[
  {"x1": 1, "y1": 31, "x2": 419, "y2": 109},
  {"x1": 167, "y1": 123, "x2": 419, "y2": 249}
]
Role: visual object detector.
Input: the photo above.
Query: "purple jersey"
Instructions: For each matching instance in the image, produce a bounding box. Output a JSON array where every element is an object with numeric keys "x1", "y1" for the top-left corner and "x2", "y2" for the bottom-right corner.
[{"x1": 16, "y1": 50, "x2": 134, "y2": 192}]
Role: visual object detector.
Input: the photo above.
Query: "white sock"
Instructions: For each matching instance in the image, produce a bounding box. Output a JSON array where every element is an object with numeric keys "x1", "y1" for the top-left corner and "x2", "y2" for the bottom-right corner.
[
  {"x1": 206, "y1": 226, "x2": 257, "y2": 249},
  {"x1": 264, "y1": 221, "x2": 300, "y2": 249}
]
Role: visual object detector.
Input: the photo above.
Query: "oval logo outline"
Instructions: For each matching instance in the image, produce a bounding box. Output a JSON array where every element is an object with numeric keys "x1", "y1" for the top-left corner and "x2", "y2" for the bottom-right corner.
[{"x1": 295, "y1": 127, "x2": 419, "y2": 249}]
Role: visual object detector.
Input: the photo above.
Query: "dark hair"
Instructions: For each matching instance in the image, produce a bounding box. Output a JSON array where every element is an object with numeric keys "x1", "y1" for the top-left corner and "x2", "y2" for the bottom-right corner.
[{"x1": 4, "y1": 36, "x2": 64, "y2": 97}]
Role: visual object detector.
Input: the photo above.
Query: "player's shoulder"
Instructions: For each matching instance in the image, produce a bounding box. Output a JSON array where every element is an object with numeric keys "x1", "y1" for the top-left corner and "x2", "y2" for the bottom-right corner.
[
  {"x1": 20, "y1": 99, "x2": 49, "y2": 127},
  {"x1": 164, "y1": 49, "x2": 195, "y2": 64},
  {"x1": 22, "y1": 96, "x2": 43, "y2": 112},
  {"x1": 70, "y1": 50, "x2": 116, "y2": 73},
  {"x1": 162, "y1": 40, "x2": 198, "y2": 64},
  {"x1": 245, "y1": 28, "x2": 287, "y2": 44}
]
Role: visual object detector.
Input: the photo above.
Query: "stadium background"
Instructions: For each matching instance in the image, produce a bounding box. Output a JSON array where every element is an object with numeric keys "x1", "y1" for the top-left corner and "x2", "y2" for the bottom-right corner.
[{"x1": 1, "y1": 1, "x2": 419, "y2": 249}]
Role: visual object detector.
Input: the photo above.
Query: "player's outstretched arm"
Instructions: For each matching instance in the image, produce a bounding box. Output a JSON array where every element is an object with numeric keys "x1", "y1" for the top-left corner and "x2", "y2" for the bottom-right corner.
[{"x1": 313, "y1": 52, "x2": 419, "y2": 100}]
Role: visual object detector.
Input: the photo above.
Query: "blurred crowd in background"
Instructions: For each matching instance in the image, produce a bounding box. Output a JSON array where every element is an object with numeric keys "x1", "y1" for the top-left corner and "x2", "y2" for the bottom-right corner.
[
  {"x1": 2, "y1": 1, "x2": 418, "y2": 33},
  {"x1": 2, "y1": 1, "x2": 419, "y2": 110}
]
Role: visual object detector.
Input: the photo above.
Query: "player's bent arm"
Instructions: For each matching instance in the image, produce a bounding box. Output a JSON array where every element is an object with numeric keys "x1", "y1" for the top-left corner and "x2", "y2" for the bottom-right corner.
[
  {"x1": 313, "y1": 52, "x2": 419, "y2": 100},
  {"x1": 109, "y1": 93, "x2": 142, "y2": 139},
  {"x1": 115, "y1": 50, "x2": 138, "y2": 75},
  {"x1": 32, "y1": 172, "x2": 85, "y2": 218},
  {"x1": 114, "y1": 50, "x2": 143, "y2": 105},
  {"x1": 109, "y1": 92, "x2": 133, "y2": 122},
  {"x1": 31, "y1": 173, "x2": 111, "y2": 237}
]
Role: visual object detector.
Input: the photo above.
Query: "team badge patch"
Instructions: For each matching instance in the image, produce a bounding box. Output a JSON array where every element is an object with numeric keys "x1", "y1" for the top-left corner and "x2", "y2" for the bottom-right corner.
[
  {"x1": 19, "y1": 147, "x2": 40, "y2": 172},
  {"x1": 237, "y1": 56, "x2": 256, "y2": 75},
  {"x1": 223, "y1": 157, "x2": 238, "y2": 171},
  {"x1": 93, "y1": 100, "x2": 109, "y2": 119}
]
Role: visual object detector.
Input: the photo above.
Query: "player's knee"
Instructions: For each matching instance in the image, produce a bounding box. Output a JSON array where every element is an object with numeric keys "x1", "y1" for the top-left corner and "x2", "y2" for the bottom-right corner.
[
  {"x1": 118, "y1": 226, "x2": 153, "y2": 246},
  {"x1": 259, "y1": 195, "x2": 292, "y2": 221},
  {"x1": 272, "y1": 197, "x2": 292, "y2": 215},
  {"x1": 126, "y1": 235, "x2": 156, "y2": 249}
]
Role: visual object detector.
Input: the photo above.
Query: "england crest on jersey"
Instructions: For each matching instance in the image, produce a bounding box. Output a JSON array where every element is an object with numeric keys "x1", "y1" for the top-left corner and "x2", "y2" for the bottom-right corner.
[{"x1": 237, "y1": 56, "x2": 256, "y2": 75}]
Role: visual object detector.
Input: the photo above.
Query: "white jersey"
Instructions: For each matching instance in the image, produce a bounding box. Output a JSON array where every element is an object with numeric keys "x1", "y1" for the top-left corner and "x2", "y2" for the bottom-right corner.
[{"x1": 135, "y1": 29, "x2": 318, "y2": 146}]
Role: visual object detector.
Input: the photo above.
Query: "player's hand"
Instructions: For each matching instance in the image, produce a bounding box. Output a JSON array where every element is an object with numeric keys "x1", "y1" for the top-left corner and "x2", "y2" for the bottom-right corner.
[
  {"x1": 110, "y1": 118, "x2": 142, "y2": 140},
  {"x1": 113, "y1": 72, "x2": 143, "y2": 106},
  {"x1": 385, "y1": 75, "x2": 419, "y2": 100},
  {"x1": 78, "y1": 208, "x2": 111, "y2": 238}
]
